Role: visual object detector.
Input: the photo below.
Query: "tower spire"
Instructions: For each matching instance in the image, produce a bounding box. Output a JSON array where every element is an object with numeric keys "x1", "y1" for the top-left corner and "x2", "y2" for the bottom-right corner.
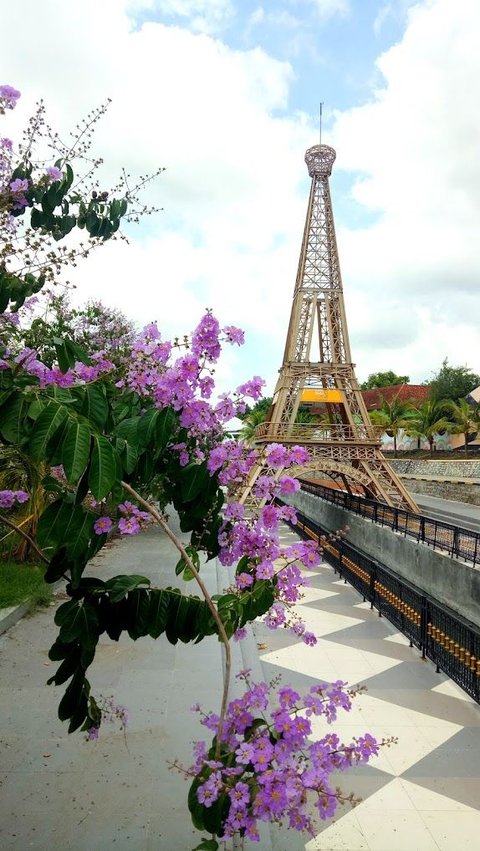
[{"x1": 238, "y1": 144, "x2": 419, "y2": 513}]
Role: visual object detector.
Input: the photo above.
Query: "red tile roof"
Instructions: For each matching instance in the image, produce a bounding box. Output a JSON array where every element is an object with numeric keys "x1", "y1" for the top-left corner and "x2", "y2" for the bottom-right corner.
[{"x1": 361, "y1": 384, "x2": 429, "y2": 411}]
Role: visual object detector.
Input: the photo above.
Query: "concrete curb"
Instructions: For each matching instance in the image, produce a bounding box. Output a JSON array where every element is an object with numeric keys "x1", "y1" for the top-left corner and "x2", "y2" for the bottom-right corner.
[
  {"x1": 0, "y1": 581, "x2": 64, "y2": 636},
  {"x1": 0, "y1": 599, "x2": 34, "y2": 636}
]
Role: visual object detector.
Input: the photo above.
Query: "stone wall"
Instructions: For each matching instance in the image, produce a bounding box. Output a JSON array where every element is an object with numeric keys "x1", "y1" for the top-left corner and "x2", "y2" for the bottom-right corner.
[
  {"x1": 284, "y1": 489, "x2": 480, "y2": 628},
  {"x1": 388, "y1": 459, "x2": 480, "y2": 506}
]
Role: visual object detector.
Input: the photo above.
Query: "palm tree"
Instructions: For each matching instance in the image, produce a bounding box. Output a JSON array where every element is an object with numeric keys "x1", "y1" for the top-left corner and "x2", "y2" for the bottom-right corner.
[
  {"x1": 408, "y1": 400, "x2": 452, "y2": 457},
  {"x1": 369, "y1": 396, "x2": 417, "y2": 457},
  {"x1": 0, "y1": 448, "x2": 48, "y2": 561},
  {"x1": 240, "y1": 408, "x2": 269, "y2": 445},
  {"x1": 445, "y1": 398, "x2": 480, "y2": 457}
]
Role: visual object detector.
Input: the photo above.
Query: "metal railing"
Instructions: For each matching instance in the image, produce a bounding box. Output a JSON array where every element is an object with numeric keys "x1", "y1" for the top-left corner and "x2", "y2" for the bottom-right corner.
[
  {"x1": 277, "y1": 502, "x2": 480, "y2": 703},
  {"x1": 253, "y1": 422, "x2": 378, "y2": 443},
  {"x1": 299, "y1": 480, "x2": 480, "y2": 568}
]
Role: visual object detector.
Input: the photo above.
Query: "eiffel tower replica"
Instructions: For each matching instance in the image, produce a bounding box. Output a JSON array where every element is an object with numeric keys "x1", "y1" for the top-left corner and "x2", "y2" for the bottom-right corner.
[{"x1": 238, "y1": 143, "x2": 418, "y2": 513}]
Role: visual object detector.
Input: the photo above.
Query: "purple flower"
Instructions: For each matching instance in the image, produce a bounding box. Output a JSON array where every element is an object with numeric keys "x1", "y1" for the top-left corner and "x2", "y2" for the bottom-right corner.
[
  {"x1": 235, "y1": 742, "x2": 255, "y2": 764},
  {"x1": 0, "y1": 489, "x2": 30, "y2": 509},
  {"x1": 0, "y1": 85, "x2": 21, "y2": 109},
  {"x1": 46, "y1": 166, "x2": 63, "y2": 182},
  {"x1": 278, "y1": 476, "x2": 300, "y2": 494},
  {"x1": 236, "y1": 573, "x2": 253, "y2": 590},
  {"x1": 197, "y1": 781, "x2": 220, "y2": 807},
  {"x1": 9, "y1": 178, "x2": 29, "y2": 193},
  {"x1": 86, "y1": 726, "x2": 99, "y2": 741},
  {"x1": 223, "y1": 325, "x2": 245, "y2": 346},
  {"x1": 229, "y1": 781, "x2": 250, "y2": 807},
  {"x1": 236, "y1": 376, "x2": 265, "y2": 400},
  {"x1": 0, "y1": 490, "x2": 15, "y2": 509},
  {"x1": 118, "y1": 516, "x2": 141, "y2": 536},
  {"x1": 94, "y1": 516, "x2": 113, "y2": 535}
]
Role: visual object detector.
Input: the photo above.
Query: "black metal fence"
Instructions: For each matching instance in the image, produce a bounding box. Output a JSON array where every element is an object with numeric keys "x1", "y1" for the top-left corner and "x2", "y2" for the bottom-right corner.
[
  {"x1": 277, "y1": 502, "x2": 480, "y2": 703},
  {"x1": 299, "y1": 480, "x2": 480, "y2": 568}
]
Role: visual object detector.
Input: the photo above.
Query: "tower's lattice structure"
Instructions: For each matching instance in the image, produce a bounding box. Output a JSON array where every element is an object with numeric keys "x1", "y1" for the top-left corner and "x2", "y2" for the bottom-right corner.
[{"x1": 238, "y1": 144, "x2": 418, "y2": 513}]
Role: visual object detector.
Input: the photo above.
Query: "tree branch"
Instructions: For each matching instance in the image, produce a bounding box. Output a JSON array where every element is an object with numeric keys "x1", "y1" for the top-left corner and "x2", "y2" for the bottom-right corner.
[
  {"x1": 120, "y1": 481, "x2": 231, "y2": 756},
  {"x1": 0, "y1": 513, "x2": 49, "y2": 564}
]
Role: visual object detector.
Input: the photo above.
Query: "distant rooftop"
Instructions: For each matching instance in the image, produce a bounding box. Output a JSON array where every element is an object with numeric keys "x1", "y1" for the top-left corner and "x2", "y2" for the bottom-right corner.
[{"x1": 362, "y1": 384, "x2": 429, "y2": 411}]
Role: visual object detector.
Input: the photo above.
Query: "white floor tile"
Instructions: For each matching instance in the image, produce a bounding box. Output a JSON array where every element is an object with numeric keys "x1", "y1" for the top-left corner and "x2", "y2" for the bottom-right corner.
[
  {"x1": 401, "y1": 778, "x2": 479, "y2": 812},
  {"x1": 431, "y1": 679, "x2": 477, "y2": 703},
  {"x1": 420, "y1": 811, "x2": 480, "y2": 850}
]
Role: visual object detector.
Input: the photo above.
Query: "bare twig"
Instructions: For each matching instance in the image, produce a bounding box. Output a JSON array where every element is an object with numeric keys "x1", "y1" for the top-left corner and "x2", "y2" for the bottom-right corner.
[{"x1": 0, "y1": 513, "x2": 49, "y2": 564}]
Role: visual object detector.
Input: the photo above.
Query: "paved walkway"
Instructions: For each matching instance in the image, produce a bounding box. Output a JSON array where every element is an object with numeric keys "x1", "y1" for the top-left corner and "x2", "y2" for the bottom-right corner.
[
  {"x1": 254, "y1": 524, "x2": 480, "y2": 850},
  {"x1": 1, "y1": 521, "x2": 479, "y2": 850}
]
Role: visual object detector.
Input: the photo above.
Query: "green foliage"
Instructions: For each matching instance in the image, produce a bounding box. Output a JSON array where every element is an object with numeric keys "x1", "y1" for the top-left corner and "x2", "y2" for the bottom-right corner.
[
  {"x1": 369, "y1": 396, "x2": 418, "y2": 456},
  {"x1": 1, "y1": 161, "x2": 130, "y2": 314},
  {"x1": 237, "y1": 396, "x2": 272, "y2": 422},
  {"x1": 444, "y1": 398, "x2": 480, "y2": 457},
  {"x1": 406, "y1": 400, "x2": 452, "y2": 456},
  {"x1": 7, "y1": 293, "x2": 137, "y2": 369},
  {"x1": 360, "y1": 370, "x2": 410, "y2": 391},
  {"x1": 427, "y1": 358, "x2": 480, "y2": 403},
  {"x1": 0, "y1": 560, "x2": 52, "y2": 608},
  {"x1": 0, "y1": 358, "x2": 283, "y2": 733}
]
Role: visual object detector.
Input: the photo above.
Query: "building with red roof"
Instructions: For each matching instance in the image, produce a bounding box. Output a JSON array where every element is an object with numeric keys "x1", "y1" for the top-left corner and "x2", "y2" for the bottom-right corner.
[{"x1": 361, "y1": 384, "x2": 430, "y2": 412}]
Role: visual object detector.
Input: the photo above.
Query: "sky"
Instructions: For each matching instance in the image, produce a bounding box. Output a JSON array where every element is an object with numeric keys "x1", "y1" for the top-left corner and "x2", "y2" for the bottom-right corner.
[{"x1": 2, "y1": 0, "x2": 480, "y2": 396}]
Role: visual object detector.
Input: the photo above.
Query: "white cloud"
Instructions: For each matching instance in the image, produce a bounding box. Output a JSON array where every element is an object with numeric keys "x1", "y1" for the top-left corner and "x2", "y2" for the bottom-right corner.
[
  {"x1": 331, "y1": 0, "x2": 480, "y2": 382},
  {"x1": 3, "y1": 0, "x2": 480, "y2": 395},
  {"x1": 0, "y1": 0, "x2": 314, "y2": 394},
  {"x1": 127, "y1": 0, "x2": 235, "y2": 34},
  {"x1": 300, "y1": 0, "x2": 350, "y2": 19}
]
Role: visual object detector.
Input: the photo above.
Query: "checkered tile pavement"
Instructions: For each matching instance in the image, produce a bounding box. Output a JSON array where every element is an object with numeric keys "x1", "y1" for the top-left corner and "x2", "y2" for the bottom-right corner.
[{"x1": 253, "y1": 525, "x2": 480, "y2": 851}]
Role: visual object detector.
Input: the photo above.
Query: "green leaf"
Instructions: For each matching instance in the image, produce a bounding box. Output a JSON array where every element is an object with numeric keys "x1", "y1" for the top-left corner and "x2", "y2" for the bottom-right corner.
[
  {"x1": 121, "y1": 440, "x2": 139, "y2": 475},
  {"x1": 202, "y1": 793, "x2": 229, "y2": 837},
  {"x1": 80, "y1": 384, "x2": 108, "y2": 429},
  {"x1": 175, "y1": 545, "x2": 200, "y2": 577},
  {"x1": 188, "y1": 778, "x2": 205, "y2": 831},
  {"x1": 29, "y1": 400, "x2": 68, "y2": 462},
  {"x1": 47, "y1": 646, "x2": 82, "y2": 686},
  {"x1": 58, "y1": 669, "x2": 85, "y2": 722},
  {"x1": 155, "y1": 408, "x2": 177, "y2": 451},
  {"x1": 67, "y1": 692, "x2": 89, "y2": 733},
  {"x1": 179, "y1": 462, "x2": 210, "y2": 502},
  {"x1": 48, "y1": 638, "x2": 75, "y2": 661},
  {"x1": 53, "y1": 336, "x2": 74, "y2": 373},
  {"x1": 104, "y1": 574, "x2": 151, "y2": 603},
  {"x1": 62, "y1": 420, "x2": 91, "y2": 482},
  {"x1": 0, "y1": 393, "x2": 28, "y2": 443},
  {"x1": 44, "y1": 547, "x2": 70, "y2": 583},
  {"x1": 136, "y1": 409, "x2": 157, "y2": 447},
  {"x1": 89, "y1": 435, "x2": 118, "y2": 500},
  {"x1": 126, "y1": 589, "x2": 150, "y2": 639},
  {"x1": 193, "y1": 840, "x2": 219, "y2": 851},
  {"x1": 56, "y1": 598, "x2": 99, "y2": 649},
  {"x1": 37, "y1": 501, "x2": 92, "y2": 556},
  {"x1": 147, "y1": 589, "x2": 169, "y2": 638}
]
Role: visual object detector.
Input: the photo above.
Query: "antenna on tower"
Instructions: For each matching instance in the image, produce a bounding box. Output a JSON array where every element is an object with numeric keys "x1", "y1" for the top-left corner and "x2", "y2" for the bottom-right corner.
[{"x1": 319, "y1": 102, "x2": 323, "y2": 146}]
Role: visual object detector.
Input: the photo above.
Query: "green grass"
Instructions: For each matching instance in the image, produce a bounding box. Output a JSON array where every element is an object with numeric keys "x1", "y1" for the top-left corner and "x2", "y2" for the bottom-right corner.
[{"x1": 0, "y1": 560, "x2": 52, "y2": 609}]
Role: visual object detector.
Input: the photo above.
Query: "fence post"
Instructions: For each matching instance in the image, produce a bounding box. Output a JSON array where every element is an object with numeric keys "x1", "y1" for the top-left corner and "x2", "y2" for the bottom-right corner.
[
  {"x1": 420, "y1": 596, "x2": 428, "y2": 659},
  {"x1": 369, "y1": 563, "x2": 375, "y2": 610}
]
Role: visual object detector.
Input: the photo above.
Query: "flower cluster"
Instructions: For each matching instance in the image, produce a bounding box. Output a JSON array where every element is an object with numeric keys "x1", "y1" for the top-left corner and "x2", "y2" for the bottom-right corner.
[
  {"x1": 0, "y1": 84, "x2": 20, "y2": 113},
  {"x1": 0, "y1": 489, "x2": 29, "y2": 509},
  {"x1": 116, "y1": 312, "x2": 265, "y2": 440},
  {"x1": 5, "y1": 347, "x2": 115, "y2": 387},
  {"x1": 85, "y1": 694, "x2": 129, "y2": 741},
  {"x1": 188, "y1": 674, "x2": 381, "y2": 841},
  {"x1": 94, "y1": 501, "x2": 151, "y2": 537}
]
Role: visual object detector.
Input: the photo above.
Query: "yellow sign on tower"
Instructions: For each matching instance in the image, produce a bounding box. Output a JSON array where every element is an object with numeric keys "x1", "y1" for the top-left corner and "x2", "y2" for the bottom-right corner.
[{"x1": 300, "y1": 388, "x2": 343, "y2": 404}]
